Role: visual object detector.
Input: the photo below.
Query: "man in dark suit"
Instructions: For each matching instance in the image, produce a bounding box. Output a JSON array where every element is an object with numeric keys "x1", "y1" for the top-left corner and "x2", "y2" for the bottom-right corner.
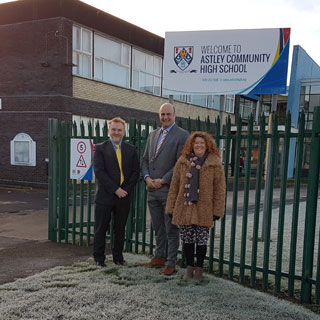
[
  {"x1": 141, "y1": 103, "x2": 189, "y2": 275},
  {"x1": 93, "y1": 117, "x2": 140, "y2": 267}
]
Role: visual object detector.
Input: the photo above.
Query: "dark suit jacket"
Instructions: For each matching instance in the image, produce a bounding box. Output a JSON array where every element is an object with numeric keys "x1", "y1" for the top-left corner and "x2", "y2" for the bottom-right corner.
[
  {"x1": 94, "y1": 140, "x2": 140, "y2": 206},
  {"x1": 141, "y1": 124, "x2": 189, "y2": 198}
]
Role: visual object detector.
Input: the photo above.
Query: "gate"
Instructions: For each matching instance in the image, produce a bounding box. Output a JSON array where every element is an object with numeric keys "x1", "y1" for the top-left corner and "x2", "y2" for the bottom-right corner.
[{"x1": 48, "y1": 108, "x2": 320, "y2": 304}]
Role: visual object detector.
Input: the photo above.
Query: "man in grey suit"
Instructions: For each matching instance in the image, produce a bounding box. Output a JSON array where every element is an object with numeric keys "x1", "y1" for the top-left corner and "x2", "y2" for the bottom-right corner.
[{"x1": 141, "y1": 103, "x2": 189, "y2": 275}]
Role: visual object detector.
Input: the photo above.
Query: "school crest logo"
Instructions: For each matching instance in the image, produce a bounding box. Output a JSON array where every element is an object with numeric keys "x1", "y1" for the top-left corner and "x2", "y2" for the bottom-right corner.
[{"x1": 174, "y1": 46, "x2": 193, "y2": 71}]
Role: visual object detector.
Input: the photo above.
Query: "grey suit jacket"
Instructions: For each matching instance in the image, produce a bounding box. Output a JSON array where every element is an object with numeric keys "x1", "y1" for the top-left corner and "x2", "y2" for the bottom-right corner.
[{"x1": 141, "y1": 124, "x2": 189, "y2": 198}]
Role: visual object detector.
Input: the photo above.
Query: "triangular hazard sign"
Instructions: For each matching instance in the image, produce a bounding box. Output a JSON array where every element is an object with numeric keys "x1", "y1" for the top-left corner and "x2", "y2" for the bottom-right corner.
[{"x1": 76, "y1": 155, "x2": 87, "y2": 168}]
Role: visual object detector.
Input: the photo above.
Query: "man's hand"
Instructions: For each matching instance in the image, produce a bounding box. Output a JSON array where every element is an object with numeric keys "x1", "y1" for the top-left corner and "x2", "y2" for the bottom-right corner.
[
  {"x1": 115, "y1": 187, "x2": 128, "y2": 198},
  {"x1": 153, "y1": 178, "x2": 165, "y2": 189},
  {"x1": 145, "y1": 176, "x2": 156, "y2": 189},
  {"x1": 145, "y1": 177, "x2": 165, "y2": 189}
]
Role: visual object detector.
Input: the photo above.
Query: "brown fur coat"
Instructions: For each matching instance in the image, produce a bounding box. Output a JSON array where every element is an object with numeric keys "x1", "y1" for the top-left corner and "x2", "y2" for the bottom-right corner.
[{"x1": 165, "y1": 153, "x2": 226, "y2": 228}]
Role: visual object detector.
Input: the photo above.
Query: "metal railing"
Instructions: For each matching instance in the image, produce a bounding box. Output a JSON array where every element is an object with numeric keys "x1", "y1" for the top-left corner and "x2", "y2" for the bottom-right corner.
[{"x1": 48, "y1": 107, "x2": 320, "y2": 304}]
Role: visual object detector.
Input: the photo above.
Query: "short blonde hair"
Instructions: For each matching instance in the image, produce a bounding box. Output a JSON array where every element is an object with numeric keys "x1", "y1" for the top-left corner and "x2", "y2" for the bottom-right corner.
[{"x1": 108, "y1": 117, "x2": 126, "y2": 128}]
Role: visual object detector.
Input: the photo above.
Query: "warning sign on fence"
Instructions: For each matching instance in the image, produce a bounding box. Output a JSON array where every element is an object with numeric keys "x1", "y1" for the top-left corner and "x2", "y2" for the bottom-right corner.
[{"x1": 70, "y1": 139, "x2": 93, "y2": 180}]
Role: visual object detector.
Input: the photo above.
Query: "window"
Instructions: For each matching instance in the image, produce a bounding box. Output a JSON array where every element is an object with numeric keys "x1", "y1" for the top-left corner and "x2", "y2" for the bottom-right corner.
[
  {"x1": 187, "y1": 95, "x2": 207, "y2": 107},
  {"x1": 132, "y1": 49, "x2": 162, "y2": 95},
  {"x1": 239, "y1": 97, "x2": 256, "y2": 119},
  {"x1": 72, "y1": 25, "x2": 164, "y2": 96},
  {"x1": 162, "y1": 93, "x2": 230, "y2": 111},
  {"x1": 207, "y1": 95, "x2": 221, "y2": 110},
  {"x1": 173, "y1": 95, "x2": 187, "y2": 103},
  {"x1": 94, "y1": 35, "x2": 130, "y2": 88},
  {"x1": 72, "y1": 26, "x2": 92, "y2": 78},
  {"x1": 10, "y1": 133, "x2": 36, "y2": 166},
  {"x1": 225, "y1": 95, "x2": 235, "y2": 113},
  {"x1": 300, "y1": 83, "x2": 320, "y2": 130}
]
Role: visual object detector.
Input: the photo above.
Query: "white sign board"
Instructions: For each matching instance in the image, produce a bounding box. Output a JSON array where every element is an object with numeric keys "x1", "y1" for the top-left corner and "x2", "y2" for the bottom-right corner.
[
  {"x1": 70, "y1": 139, "x2": 93, "y2": 180},
  {"x1": 163, "y1": 28, "x2": 290, "y2": 95}
]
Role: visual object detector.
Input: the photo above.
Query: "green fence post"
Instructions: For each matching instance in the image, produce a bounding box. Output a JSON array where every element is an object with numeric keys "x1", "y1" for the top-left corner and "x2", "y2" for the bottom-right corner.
[
  {"x1": 196, "y1": 116, "x2": 201, "y2": 131},
  {"x1": 274, "y1": 112, "x2": 291, "y2": 292},
  {"x1": 141, "y1": 123, "x2": 149, "y2": 254},
  {"x1": 48, "y1": 118, "x2": 59, "y2": 242},
  {"x1": 288, "y1": 111, "x2": 305, "y2": 297},
  {"x1": 262, "y1": 112, "x2": 279, "y2": 290},
  {"x1": 208, "y1": 115, "x2": 219, "y2": 273},
  {"x1": 206, "y1": 116, "x2": 211, "y2": 133},
  {"x1": 219, "y1": 116, "x2": 231, "y2": 276},
  {"x1": 86, "y1": 121, "x2": 93, "y2": 246},
  {"x1": 102, "y1": 121, "x2": 108, "y2": 140},
  {"x1": 126, "y1": 119, "x2": 136, "y2": 252},
  {"x1": 79, "y1": 121, "x2": 85, "y2": 246},
  {"x1": 72, "y1": 121, "x2": 78, "y2": 245},
  {"x1": 250, "y1": 113, "x2": 266, "y2": 287},
  {"x1": 64, "y1": 122, "x2": 71, "y2": 244},
  {"x1": 214, "y1": 115, "x2": 221, "y2": 147},
  {"x1": 134, "y1": 122, "x2": 142, "y2": 253},
  {"x1": 58, "y1": 121, "x2": 68, "y2": 243},
  {"x1": 301, "y1": 106, "x2": 320, "y2": 303},
  {"x1": 239, "y1": 114, "x2": 253, "y2": 283},
  {"x1": 187, "y1": 117, "x2": 192, "y2": 133},
  {"x1": 148, "y1": 120, "x2": 157, "y2": 255},
  {"x1": 229, "y1": 115, "x2": 242, "y2": 279},
  {"x1": 134, "y1": 121, "x2": 141, "y2": 253}
]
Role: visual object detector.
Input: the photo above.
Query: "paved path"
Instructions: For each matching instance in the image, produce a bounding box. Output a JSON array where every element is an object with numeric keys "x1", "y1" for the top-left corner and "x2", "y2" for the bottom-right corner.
[{"x1": 0, "y1": 186, "x2": 92, "y2": 285}]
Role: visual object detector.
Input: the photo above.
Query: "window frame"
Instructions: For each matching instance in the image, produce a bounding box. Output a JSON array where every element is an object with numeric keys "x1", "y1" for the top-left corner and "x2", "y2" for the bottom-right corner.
[
  {"x1": 72, "y1": 25, "x2": 93, "y2": 78},
  {"x1": 225, "y1": 95, "x2": 235, "y2": 113},
  {"x1": 93, "y1": 33, "x2": 131, "y2": 88},
  {"x1": 132, "y1": 48, "x2": 162, "y2": 96}
]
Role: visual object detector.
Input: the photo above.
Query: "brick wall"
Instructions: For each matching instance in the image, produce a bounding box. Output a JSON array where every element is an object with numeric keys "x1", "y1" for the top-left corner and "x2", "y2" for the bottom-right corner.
[
  {"x1": 0, "y1": 17, "x2": 72, "y2": 96},
  {"x1": 0, "y1": 110, "x2": 70, "y2": 187}
]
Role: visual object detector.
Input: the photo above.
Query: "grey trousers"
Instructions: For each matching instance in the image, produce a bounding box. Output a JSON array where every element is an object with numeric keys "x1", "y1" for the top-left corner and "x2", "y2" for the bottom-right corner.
[{"x1": 148, "y1": 196, "x2": 180, "y2": 267}]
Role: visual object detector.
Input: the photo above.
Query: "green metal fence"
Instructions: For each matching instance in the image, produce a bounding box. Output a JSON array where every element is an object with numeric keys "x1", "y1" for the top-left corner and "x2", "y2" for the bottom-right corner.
[{"x1": 48, "y1": 107, "x2": 320, "y2": 304}]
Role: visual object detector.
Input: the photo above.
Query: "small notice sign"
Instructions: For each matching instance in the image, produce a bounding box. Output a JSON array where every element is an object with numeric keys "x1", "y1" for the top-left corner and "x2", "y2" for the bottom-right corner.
[
  {"x1": 76, "y1": 155, "x2": 87, "y2": 168},
  {"x1": 70, "y1": 139, "x2": 93, "y2": 180}
]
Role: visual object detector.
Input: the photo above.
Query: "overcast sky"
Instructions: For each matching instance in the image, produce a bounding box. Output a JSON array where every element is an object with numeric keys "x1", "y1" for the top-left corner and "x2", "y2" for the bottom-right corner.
[
  {"x1": 79, "y1": 0, "x2": 320, "y2": 68},
  {"x1": 2, "y1": 0, "x2": 319, "y2": 74}
]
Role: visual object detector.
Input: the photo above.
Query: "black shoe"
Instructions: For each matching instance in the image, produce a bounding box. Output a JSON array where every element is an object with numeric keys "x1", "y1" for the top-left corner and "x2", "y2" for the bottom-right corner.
[
  {"x1": 114, "y1": 260, "x2": 125, "y2": 266},
  {"x1": 96, "y1": 261, "x2": 106, "y2": 267}
]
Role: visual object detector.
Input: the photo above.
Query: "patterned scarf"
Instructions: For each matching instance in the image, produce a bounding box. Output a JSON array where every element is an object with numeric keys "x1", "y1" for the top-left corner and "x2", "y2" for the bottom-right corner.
[{"x1": 184, "y1": 153, "x2": 208, "y2": 205}]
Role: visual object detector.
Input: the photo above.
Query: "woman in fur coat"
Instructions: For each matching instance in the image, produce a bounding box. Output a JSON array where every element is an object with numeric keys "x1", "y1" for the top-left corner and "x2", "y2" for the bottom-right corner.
[{"x1": 165, "y1": 131, "x2": 226, "y2": 281}]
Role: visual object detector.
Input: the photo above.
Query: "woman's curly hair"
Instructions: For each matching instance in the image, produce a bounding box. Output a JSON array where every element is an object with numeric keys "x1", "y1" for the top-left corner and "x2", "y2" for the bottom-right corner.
[{"x1": 181, "y1": 131, "x2": 220, "y2": 158}]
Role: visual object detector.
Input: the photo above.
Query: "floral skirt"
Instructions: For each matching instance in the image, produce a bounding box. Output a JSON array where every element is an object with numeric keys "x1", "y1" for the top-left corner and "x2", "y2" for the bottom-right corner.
[{"x1": 179, "y1": 225, "x2": 209, "y2": 246}]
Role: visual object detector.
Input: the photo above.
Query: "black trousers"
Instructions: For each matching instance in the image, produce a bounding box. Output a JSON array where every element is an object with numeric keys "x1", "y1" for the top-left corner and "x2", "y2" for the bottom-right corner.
[
  {"x1": 93, "y1": 196, "x2": 131, "y2": 263},
  {"x1": 183, "y1": 243, "x2": 207, "y2": 268}
]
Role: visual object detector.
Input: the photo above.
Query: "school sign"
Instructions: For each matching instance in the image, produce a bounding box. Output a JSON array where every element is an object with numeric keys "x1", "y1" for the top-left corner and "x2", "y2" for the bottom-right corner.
[{"x1": 163, "y1": 28, "x2": 290, "y2": 95}]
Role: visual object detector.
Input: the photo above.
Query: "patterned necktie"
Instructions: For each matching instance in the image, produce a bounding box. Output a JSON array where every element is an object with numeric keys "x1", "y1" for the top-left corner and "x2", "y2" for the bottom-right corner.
[
  {"x1": 155, "y1": 129, "x2": 168, "y2": 157},
  {"x1": 115, "y1": 144, "x2": 124, "y2": 185}
]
